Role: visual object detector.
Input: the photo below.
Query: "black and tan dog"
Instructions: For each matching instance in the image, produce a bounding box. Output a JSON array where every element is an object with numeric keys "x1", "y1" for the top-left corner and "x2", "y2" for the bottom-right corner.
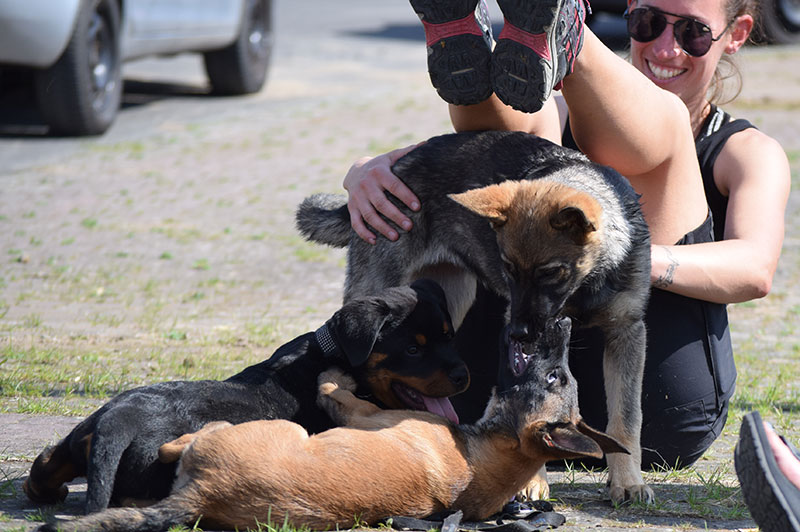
[
  {"x1": 296, "y1": 130, "x2": 653, "y2": 503},
  {"x1": 23, "y1": 279, "x2": 468, "y2": 514},
  {"x1": 36, "y1": 318, "x2": 627, "y2": 532}
]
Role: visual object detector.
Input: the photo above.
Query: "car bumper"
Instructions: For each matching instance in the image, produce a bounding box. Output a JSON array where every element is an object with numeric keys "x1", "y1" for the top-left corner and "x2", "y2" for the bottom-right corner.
[{"x1": 0, "y1": 0, "x2": 81, "y2": 67}]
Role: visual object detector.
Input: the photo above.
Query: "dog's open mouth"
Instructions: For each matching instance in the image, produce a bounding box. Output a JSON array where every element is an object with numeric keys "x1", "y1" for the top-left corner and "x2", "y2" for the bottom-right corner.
[
  {"x1": 509, "y1": 339, "x2": 530, "y2": 377},
  {"x1": 392, "y1": 383, "x2": 459, "y2": 424}
]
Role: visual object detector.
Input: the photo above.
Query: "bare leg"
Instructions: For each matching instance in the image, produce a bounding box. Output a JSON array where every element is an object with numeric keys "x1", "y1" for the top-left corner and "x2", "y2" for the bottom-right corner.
[
  {"x1": 560, "y1": 29, "x2": 707, "y2": 245},
  {"x1": 448, "y1": 26, "x2": 707, "y2": 245},
  {"x1": 765, "y1": 423, "x2": 800, "y2": 489}
]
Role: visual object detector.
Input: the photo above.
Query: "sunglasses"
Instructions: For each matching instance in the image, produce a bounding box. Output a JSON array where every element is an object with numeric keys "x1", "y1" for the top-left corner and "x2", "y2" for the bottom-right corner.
[{"x1": 624, "y1": 6, "x2": 734, "y2": 57}]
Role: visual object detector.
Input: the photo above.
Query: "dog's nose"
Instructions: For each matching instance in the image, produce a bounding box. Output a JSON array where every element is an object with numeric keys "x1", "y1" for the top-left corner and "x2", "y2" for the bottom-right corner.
[{"x1": 449, "y1": 365, "x2": 470, "y2": 389}]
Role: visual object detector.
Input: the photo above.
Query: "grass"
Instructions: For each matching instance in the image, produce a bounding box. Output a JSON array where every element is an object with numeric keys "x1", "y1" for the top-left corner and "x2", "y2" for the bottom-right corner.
[{"x1": 0, "y1": 45, "x2": 797, "y2": 532}]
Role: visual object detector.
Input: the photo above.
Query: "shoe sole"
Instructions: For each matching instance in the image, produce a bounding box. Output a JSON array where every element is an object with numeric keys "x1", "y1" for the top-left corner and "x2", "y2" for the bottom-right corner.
[
  {"x1": 411, "y1": 0, "x2": 492, "y2": 106},
  {"x1": 492, "y1": 0, "x2": 562, "y2": 113},
  {"x1": 734, "y1": 411, "x2": 800, "y2": 532}
]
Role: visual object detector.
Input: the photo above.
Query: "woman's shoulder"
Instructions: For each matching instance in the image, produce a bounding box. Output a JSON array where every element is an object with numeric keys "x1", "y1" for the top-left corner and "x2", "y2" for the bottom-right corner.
[
  {"x1": 720, "y1": 126, "x2": 785, "y2": 162},
  {"x1": 716, "y1": 125, "x2": 790, "y2": 193}
]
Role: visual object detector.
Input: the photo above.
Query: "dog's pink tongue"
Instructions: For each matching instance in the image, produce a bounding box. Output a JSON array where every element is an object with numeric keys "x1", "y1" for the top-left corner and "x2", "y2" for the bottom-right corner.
[{"x1": 422, "y1": 396, "x2": 459, "y2": 424}]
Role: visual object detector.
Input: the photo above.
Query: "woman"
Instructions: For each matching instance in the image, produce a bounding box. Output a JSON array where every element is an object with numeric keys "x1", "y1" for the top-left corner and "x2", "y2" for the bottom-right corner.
[{"x1": 341, "y1": 0, "x2": 790, "y2": 470}]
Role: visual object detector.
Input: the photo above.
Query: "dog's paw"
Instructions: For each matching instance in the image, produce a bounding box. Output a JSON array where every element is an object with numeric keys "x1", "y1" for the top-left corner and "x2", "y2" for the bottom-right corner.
[
  {"x1": 609, "y1": 483, "x2": 655, "y2": 505},
  {"x1": 518, "y1": 465, "x2": 550, "y2": 501},
  {"x1": 318, "y1": 367, "x2": 356, "y2": 394},
  {"x1": 159, "y1": 421, "x2": 232, "y2": 463}
]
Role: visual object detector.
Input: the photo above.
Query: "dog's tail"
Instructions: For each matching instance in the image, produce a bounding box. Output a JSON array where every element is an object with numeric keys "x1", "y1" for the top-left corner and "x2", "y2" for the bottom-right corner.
[
  {"x1": 36, "y1": 492, "x2": 199, "y2": 532},
  {"x1": 295, "y1": 193, "x2": 351, "y2": 247}
]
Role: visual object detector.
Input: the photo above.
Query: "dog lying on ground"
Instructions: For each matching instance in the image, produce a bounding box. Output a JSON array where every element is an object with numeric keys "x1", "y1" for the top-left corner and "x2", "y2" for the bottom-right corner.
[
  {"x1": 23, "y1": 279, "x2": 469, "y2": 514},
  {"x1": 36, "y1": 317, "x2": 627, "y2": 532},
  {"x1": 296, "y1": 130, "x2": 653, "y2": 504}
]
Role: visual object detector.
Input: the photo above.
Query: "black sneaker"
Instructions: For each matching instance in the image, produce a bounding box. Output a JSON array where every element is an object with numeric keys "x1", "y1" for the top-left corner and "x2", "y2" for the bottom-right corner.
[
  {"x1": 411, "y1": 0, "x2": 494, "y2": 106},
  {"x1": 492, "y1": 0, "x2": 589, "y2": 113}
]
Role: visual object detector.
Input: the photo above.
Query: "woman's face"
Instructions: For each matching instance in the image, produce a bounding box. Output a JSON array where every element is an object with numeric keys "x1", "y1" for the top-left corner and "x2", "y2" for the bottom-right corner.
[{"x1": 628, "y1": 0, "x2": 749, "y2": 111}]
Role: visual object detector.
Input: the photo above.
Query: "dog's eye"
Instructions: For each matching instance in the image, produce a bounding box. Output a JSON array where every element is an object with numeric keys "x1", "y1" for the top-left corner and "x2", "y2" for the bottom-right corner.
[
  {"x1": 406, "y1": 346, "x2": 421, "y2": 357},
  {"x1": 537, "y1": 265, "x2": 567, "y2": 284},
  {"x1": 546, "y1": 370, "x2": 559, "y2": 384}
]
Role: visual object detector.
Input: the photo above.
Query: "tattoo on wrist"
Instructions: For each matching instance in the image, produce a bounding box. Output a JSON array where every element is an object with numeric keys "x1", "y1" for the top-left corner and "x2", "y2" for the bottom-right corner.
[{"x1": 653, "y1": 246, "x2": 678, "y2": 289}]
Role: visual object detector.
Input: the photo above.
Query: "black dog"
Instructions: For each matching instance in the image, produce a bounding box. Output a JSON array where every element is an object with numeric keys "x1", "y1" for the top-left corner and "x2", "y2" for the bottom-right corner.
[{"x1": 23, "y1": 279, "x2": 469, "y2": 514}]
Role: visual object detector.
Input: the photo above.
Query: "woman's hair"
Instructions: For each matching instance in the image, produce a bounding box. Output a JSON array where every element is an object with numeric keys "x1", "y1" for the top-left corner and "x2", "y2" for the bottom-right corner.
[{"x1": 708, "y1": 0, "x2": 759, "y2": 104}]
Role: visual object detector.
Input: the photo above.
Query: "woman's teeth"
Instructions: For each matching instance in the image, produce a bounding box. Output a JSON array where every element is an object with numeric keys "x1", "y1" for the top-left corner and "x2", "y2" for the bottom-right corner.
[{"x1": 648, "y1": 60, "x2": 685, "y2": 80}]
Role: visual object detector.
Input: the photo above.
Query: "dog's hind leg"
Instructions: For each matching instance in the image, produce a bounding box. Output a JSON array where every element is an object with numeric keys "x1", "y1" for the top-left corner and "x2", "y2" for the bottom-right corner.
[
  {"x1": 23, "y1": 440, "x2": 81, "y2": 505},
  {"x1": 84, "y1": 410, "x2": 144, "y2": 513},
  {"x1": 602, "y1": 319, "x2": 655, "y2": 504},
  {"x1": 317, "y1": 369, "x2": 382, "y2": 426}
]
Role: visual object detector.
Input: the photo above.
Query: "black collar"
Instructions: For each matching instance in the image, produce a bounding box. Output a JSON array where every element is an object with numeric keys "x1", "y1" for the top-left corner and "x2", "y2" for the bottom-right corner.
[{"x1": 314, "y1": 323, "x2": 341, "y2": 358}]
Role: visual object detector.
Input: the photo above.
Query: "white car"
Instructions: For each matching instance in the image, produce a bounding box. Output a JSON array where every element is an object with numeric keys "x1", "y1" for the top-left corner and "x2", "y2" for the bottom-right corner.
[{"x1": 0, "y1": 0, "x2": 273, "y2": 136}]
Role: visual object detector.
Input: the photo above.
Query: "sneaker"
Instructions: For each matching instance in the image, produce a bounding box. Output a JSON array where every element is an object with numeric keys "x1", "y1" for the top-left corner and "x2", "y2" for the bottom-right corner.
[
  {"x1": 492, "y1": 0, "x2": 589, "y2": 113},
  {"x1": 411, "y1": 0, "x2": 494, "y2": 106}
]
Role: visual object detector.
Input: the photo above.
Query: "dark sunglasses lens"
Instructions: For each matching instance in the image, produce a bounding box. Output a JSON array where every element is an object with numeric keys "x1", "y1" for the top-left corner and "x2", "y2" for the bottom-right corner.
[
  {"x1": 675, "y1": 19, "x2": 713, "y2": 56},
  {"x1": 627, "y1": 8, "x2": 666, "y2": 42}
]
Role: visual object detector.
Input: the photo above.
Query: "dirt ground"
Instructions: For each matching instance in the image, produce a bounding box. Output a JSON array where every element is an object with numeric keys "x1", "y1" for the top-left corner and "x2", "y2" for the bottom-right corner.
[{"x1": 0, "y1": 39, "x2": 799, "y2": 531}]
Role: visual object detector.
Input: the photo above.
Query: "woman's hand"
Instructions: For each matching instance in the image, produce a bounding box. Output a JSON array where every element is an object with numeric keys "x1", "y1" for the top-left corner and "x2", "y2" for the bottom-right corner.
[{"x1": 343, "y1": 143, "x2": 422, "y2": 244}]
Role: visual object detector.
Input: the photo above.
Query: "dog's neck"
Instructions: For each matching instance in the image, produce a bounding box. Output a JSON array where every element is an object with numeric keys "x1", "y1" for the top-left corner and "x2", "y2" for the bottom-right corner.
[
  {"x1": 451, "y1": 430, "x2": 545, "y2": 519},
  {"x1": 442, "y1": 393, "x2": 544, "y2": 519}
]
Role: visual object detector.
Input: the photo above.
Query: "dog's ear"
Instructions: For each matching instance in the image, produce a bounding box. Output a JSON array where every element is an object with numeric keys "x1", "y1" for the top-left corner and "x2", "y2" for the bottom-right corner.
[
  {"x1": 577, "y1": 420, "x2": 629, "y2": 455},
  {"x1": 327, "y1": 289, "x2": 416, "y2": 366},
  {"x1": 550, "y1": 192, "x2": 600, "y2": 244},
  {"x1": 543, "y1": 423, "x2": 605, "y2": 459},
  {"x1": 525, "y1": 422, "x2": 616, "y2": 460},
  {"x1": 410, "y1": 278, "x2": 448, "y2": 314},
  {"x1": 448, "y1": 183, "x2": 516, "y2": 227}
]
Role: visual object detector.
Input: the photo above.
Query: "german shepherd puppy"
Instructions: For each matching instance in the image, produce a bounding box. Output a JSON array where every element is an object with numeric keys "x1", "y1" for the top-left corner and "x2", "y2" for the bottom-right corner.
[
  {"x1": 296, "y1": 130, "x2": 653, "y2": 504},
  {"x1": 36, "y1": 318, "x2": 627, "y2": 532},
  {"x1": 23, "y1": 280, "x2": 469, "y2": 514}
]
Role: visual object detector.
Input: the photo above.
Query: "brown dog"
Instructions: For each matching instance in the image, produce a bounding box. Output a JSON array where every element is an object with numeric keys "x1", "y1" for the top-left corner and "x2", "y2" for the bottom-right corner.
[{"x1": 37, "y1": 318, "x2": 626, "y2": 532}]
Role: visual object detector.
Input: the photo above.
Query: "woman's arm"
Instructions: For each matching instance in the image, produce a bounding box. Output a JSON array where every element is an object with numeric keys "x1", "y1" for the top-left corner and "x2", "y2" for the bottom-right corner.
[{"x1": 650, "y1": 129, "x2": 790, "y2": 303}]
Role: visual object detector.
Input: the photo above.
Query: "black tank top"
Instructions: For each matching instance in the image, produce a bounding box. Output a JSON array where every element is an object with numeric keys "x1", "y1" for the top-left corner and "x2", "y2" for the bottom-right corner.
[{"x1": 695, "y1": 104, "x2": 756, "y2": 241}]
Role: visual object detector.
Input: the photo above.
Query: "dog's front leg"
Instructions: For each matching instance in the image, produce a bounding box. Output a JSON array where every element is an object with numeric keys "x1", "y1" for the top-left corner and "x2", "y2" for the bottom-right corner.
[
  {"x1": 519, "y1": 465, "x2": 549, "y2": 501},
  {"x1": 602, "y1": 319, "x2": 654, "y2": 504},
  {"x1": 317, "y1": 369, "x2": 382, "y2": 425}
]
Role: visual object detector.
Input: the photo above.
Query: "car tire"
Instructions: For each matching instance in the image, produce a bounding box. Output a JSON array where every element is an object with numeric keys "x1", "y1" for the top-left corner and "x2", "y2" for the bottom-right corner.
[
  {"x1": 203, "y1": 0, "x2": 273, "y2": 95},
  {"x1": 759, "y1": 0, "x2": 800, "y2": 44},
  {"x1": 34, "y1": 0, "x2": 122, "y2": 136}
]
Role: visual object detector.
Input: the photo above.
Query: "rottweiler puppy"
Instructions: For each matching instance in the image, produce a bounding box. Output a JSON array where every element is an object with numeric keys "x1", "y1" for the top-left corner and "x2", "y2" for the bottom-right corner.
[{"x1": 23, "y1": 279, "x2": 468, "y2": 513}]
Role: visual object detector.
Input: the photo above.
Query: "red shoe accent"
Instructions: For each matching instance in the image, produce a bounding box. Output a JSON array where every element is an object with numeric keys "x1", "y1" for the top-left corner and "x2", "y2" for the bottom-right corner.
[
  {"x1": 497, "y1": 19, "x2": 551, "y2": 62},
  {"x1": 421, "y1": 13, "x2": 484, "y2": 47}
]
